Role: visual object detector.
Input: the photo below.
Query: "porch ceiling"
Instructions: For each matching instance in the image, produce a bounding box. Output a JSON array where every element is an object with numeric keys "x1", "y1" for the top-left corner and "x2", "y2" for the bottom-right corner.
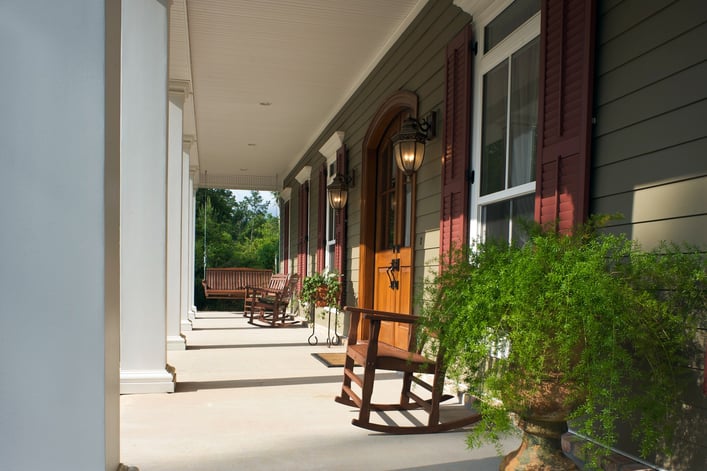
[{"x1": 170, "y1": 0, "x2": 426, "y2": 191}]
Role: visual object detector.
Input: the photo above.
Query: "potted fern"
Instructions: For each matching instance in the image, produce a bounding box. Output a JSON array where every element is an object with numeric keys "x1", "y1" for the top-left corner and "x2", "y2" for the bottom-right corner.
[
  {"x1": 420, "y1": 218, "x2": 705, "y2": 470},
  {"x1": 300, "y1": 272, "x2": 341, "y2": 309}
]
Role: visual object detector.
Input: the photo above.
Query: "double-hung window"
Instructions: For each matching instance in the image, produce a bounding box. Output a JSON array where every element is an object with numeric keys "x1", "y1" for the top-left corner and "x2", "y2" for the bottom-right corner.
[
  {"x1": 472, "y1": 0, "x2": 540, "y2": 244},
  {"x1": 325, "y1": 160, "x2": 337, "y2": 272}
]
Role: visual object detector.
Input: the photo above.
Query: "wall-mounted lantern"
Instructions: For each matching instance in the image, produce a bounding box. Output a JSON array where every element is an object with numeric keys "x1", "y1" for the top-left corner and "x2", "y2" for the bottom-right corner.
[
  {"x1": 327, "y1": 172, "x2": 354, "y2": 210},
  {"x1": 391, "y1": 111, "x2": 436, "y2": 178}
]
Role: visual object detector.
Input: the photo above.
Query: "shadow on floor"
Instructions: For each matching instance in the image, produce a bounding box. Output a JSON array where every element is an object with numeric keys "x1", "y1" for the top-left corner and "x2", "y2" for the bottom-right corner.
[
  {"x1": 187, "y1": 342, "x2": 310, "y2": 349},
  {"x1": 175, "y1": 372, "x2": 401, "y2": 392},
  {"x1": 392, "y1": 455, "x2": 501, "y2": 470}
]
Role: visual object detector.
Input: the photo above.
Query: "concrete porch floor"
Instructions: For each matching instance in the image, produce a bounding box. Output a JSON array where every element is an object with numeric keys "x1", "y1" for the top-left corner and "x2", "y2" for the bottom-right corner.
[{"x1": 120, "y1": 311, "x2": 519, "y2": 470}]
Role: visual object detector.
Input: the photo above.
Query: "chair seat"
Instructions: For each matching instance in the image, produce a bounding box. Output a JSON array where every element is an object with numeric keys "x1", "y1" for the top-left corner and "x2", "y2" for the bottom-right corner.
[{"x1": 348, "y1": 342, "x2": 434, "y2": 373}]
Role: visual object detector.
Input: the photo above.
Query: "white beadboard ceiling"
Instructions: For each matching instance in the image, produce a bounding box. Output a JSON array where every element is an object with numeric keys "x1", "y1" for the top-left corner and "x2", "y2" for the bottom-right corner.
[{"x1": 170, "y1": 0, "x2": 426, "y2": 190}]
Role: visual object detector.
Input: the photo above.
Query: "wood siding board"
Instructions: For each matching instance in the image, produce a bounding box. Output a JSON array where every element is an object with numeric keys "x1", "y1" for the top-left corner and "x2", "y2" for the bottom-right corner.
[
  {"x1": 597, "y1": 0, "x2": 675, "y2": 44},
  {"x1": 599, "y1": 215, "x2": 707, "y2": 249},
  {"x1": 596, "y1": 0, "x2": 705, "y2": 74},
  {"x1": 593, "y1": 100, "x2": 707, "y2": 165},
  {"x1": 334, "y1": 6, "x2": 461, "y2": 131},
  {"x1": 592, "y1": 138, "x2": 707, "y2": 195},
  {"x1": 595, "y1": 62, "x2": 707, "y2": 136},
  {"x1": 374, "y1": 6, "x2": 464, "y2": 93},
  {"x1": 598, "y1": 0, "x2": 622, "y2": 15},
  {"x1": 591, "y1": 176, "x2": 707, "y2": 223},
  {"x1": 595, "y1": 22, "x2": 707, "y2": 105}
]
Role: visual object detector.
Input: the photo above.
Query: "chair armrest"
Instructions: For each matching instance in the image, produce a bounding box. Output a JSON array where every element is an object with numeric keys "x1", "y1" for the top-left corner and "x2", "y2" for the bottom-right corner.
[
  {"x1": 344, "y1": 306, "x2": 420, "y2": 324},
  {"x1": 245, "y1": 286, "x2": 276, "y2": 295}
]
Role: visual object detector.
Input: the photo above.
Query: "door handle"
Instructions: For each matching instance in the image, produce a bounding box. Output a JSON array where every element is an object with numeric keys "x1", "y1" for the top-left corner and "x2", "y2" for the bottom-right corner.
[{"x1": 386, "y1": 259, "x2": 399, "y2": 290}]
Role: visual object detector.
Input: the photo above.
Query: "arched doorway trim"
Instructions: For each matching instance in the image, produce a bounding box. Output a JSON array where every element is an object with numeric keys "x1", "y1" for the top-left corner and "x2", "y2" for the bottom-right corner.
[{"x1": 358, "y1": 90, "x2": 418, "y2": 310}]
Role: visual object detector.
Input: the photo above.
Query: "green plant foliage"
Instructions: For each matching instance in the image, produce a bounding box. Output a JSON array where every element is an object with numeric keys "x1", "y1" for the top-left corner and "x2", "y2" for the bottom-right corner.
[
  {"x1": 299, "y1": 272, "x2": 341, "y2": 309},
  {"x1": 194, "y1": 188, "x2": 280, "y2": 309},
  {"x1": 420, "y1": 217, "x2": 706, "y2": 465}
]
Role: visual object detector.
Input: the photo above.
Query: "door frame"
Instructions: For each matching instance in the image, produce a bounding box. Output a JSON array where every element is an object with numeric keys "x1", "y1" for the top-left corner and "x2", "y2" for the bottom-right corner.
[{"x1": 359, "y1": 90, "x2": 418, "y2": 311}]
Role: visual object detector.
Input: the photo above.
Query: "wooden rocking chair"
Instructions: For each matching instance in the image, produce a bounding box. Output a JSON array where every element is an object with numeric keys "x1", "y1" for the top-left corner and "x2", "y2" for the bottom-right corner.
[
  {"x1": 246, "y1": 273, "x2": 300, "y2": 327},
  {"x1": 244, "y1": 273, "x2": 289, "y2": 318},
  {"x1": 334, "y1": 306, "x2": 481, "y2": 434}
]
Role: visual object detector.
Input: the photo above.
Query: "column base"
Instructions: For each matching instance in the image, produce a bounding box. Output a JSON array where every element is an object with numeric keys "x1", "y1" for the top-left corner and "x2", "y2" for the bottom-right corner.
[
  {"x1": 167, "y1": 334, "x2": 186, "y2": 350},
  {"x1": 120, "y1": 369, "x2": 174, "y2": 394}
]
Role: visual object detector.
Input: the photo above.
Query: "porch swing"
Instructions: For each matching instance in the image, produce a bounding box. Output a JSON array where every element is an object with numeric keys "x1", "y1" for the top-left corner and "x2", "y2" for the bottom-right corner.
[{"x1": 199, "y1": 194, "x2": 273, "y2": 301}]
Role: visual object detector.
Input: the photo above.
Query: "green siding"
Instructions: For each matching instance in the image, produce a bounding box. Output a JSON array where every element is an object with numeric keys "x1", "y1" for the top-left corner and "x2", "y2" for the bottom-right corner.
[
  {"x1": 593, "y1": 1, "x2": 707, "y2": 468},
  {"x1": 283, "y1": 0, "x2": 472, "y2": 306}
]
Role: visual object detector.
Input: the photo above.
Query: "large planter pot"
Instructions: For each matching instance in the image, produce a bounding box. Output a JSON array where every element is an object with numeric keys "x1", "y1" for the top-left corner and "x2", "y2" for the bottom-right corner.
[
  {"x1": 500, "y1": 380, "x2": 581, "y2": 471},
  {"x1": 500, "y1": 416, "x2": 576, "y2": 471}
]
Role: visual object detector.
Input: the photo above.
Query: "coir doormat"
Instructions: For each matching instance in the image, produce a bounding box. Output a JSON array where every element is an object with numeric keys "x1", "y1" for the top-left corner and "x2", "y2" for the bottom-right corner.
[{"x1": 311, "y1": 352, "x2": 360, "y2": 368}]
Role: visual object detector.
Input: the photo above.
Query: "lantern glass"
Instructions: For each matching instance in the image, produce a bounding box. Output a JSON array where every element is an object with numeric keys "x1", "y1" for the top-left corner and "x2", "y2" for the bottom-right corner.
[
  {"x1": 393, "y1": 139, "x2": 425, "y2": 176},
  {"x1": 327, "y1": 174, "x2": 349, "y2": 210}
]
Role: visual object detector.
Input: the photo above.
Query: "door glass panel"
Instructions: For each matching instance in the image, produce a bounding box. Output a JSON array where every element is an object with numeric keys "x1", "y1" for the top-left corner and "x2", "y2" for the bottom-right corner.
[
  {"x1": 387, "y1": 191, "x2": 395, "y2": 248},
  {"x1": 508, "y1": 38, "x2": 540, "y2": 188},
  {"x1": 481, "y1": 61, "x2": 509, "y2": 196},
  {"x1": 376, "y1": 114, "x2": 412, "y2": 251},
  {"x1": 404, "y1": 179, "x2": 411, "y2": 247}
]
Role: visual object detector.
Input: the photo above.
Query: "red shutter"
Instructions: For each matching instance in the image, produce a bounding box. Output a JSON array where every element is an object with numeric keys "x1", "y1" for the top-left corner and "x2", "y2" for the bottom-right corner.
[
  {"x1": 282, "y1": 202, "x2": 290, "y2": 275},
  {"x1": 334, "y1": 145, "x2": 347, "y2": 305},
  {"x1": 316, "y1": 164, "x2": 327, "y2": 273},
  {"x1": 333, "y1": 145, "x2": 347, "y2": 274},
  {"x1": 535, "y1": 0, "x2": 596, "y2": 232},
  {"x1": 297, "y1": 182, "x2": 309, "y2": 291},
  {"x1": 440, "y1": 24, "x2": 473, "y2": 263}
]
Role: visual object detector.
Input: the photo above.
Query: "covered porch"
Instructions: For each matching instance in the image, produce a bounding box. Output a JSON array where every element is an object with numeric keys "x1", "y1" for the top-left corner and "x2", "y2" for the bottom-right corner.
[{"x1": 121, "y1": 311, "x2": 517, "y2": 470}]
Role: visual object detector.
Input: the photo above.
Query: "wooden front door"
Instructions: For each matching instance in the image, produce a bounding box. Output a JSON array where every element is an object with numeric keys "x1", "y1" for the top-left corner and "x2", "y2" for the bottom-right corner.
[{"x1": 372, "y1": 114, "x2": 414, "y2": 349}]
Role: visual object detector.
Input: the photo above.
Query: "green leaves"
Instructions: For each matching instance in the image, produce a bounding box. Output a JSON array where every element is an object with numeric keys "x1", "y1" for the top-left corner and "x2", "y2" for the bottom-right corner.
[
  {"x1": 195, "y1": 189, "x2": 280, "y2": 308},
  {"x1": 420, "y1": 220, "x2": 706, "y2": 461},
  {"x1": 299, "y1": 272, "x2": 341, "y2": 309}
]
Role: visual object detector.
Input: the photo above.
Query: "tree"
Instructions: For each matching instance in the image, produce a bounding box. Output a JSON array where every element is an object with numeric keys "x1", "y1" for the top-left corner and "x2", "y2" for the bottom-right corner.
[{"x1": 194, "y1": 189, "x2": 280, "y2": 309}]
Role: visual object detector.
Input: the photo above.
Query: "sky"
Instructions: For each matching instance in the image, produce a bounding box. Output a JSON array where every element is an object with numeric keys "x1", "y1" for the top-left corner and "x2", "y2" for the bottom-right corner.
[{"x1": 231, "y1": 190, "x2": 279, "y2": 216}]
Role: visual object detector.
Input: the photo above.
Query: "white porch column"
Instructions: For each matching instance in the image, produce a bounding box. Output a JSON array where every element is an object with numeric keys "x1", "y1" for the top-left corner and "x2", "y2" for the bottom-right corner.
[
  {"x1": 119, "y1": 0, "x2": 174, "y2": 393},
  {"x1": 180, "y1": 138, "x2": 196, "y2": 331},
  {"x1": 166, "y1": 84, "x2": 188, "y2": 350},
  {"x1": 189, "y1": 170, "x2": 199, "y2": 319},
  {"x1": 1, "y1": 1, "x2": 120, "y2": 468}
]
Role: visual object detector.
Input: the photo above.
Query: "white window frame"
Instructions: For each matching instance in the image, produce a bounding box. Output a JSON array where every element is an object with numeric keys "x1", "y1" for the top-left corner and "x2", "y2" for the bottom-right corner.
[
  {"x1": 324, "y1": 157, "x2": 337, "y2": 273},
  {"x1": 470, "y1": 9, "x2": 541, "y2": 243}
]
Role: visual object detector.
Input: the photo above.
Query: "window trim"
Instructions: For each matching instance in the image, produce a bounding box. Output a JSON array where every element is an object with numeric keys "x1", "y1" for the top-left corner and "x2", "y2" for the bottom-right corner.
[
  {"x1": 325, "y1": 157, "x2": 337, "y2": 272},
  {"x1": 470, "y1": 12, "x2": 541, "y2": 243}
]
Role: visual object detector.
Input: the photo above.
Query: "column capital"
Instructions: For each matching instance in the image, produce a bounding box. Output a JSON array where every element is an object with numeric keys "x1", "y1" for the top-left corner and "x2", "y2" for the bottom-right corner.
[
  {"x1": 168, "y1": 79, "x2": 192, "y2": 97},
  {"x1": 183, "y1": 134, "x2": 196, "y2": 150}
]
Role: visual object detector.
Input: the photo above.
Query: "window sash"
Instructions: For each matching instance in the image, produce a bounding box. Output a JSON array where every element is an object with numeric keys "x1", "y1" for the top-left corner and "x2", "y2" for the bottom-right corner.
[{"x1": 471, "y1": 12, "x2": 540, "y2": 244}]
